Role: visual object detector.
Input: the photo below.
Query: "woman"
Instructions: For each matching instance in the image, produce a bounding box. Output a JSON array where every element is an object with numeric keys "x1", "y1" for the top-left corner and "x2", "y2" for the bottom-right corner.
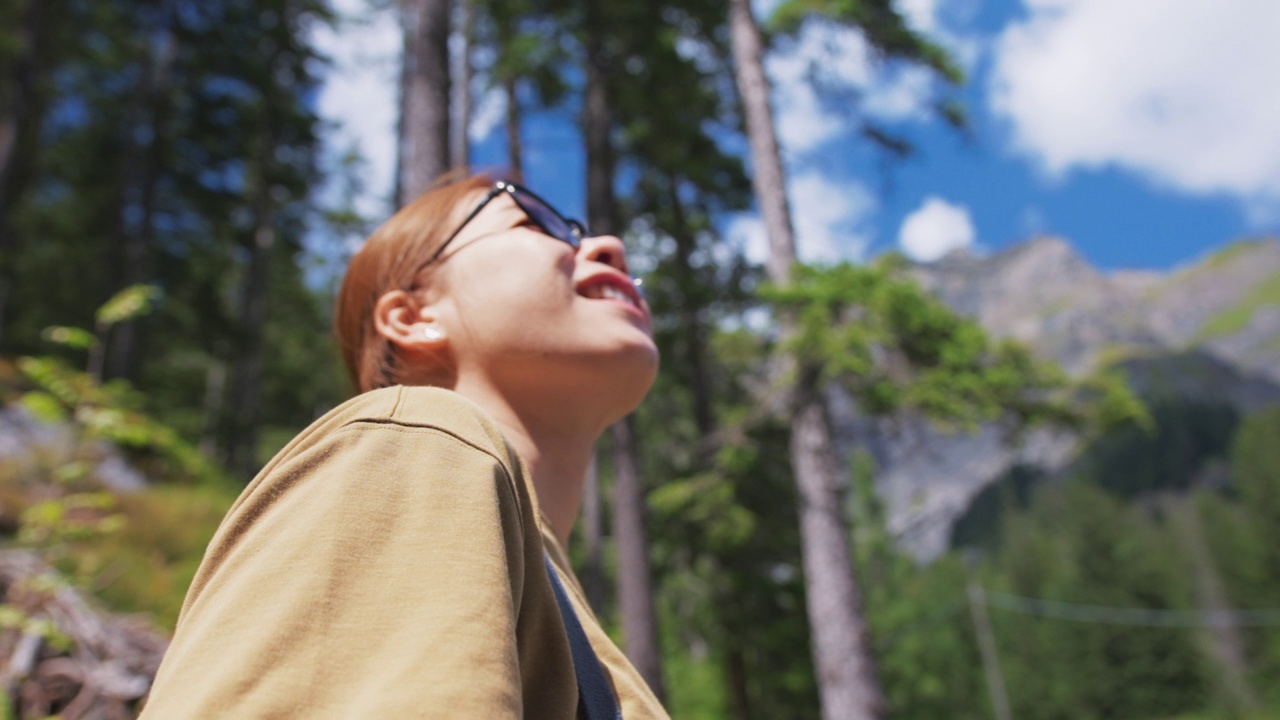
[{"x1": 142, "y1": 173, "x2": 667, "y2": 718}]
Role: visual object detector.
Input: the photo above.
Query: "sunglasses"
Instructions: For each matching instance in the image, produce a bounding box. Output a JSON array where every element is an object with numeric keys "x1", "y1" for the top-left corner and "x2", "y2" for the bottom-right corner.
[{"x1": 427, "y1": 180, "x2": 587, "y2": 266}]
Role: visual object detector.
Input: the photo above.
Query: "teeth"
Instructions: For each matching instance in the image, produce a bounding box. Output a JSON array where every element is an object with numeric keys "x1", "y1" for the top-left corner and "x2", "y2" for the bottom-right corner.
[{"x1": 583, "y1": 283, "x2": 635, "y2": 306}]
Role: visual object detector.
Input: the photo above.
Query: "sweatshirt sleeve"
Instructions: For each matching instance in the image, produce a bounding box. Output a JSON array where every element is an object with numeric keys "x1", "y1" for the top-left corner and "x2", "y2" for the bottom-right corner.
[{"x1": 141, "y1": 420, "x2": 528, "y2": 719}]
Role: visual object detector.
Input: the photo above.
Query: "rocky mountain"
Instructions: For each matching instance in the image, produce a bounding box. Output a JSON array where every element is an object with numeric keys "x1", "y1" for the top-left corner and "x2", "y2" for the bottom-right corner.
[{"x1": 840, "y1": 236, "x2": 1280, "y2": 560}]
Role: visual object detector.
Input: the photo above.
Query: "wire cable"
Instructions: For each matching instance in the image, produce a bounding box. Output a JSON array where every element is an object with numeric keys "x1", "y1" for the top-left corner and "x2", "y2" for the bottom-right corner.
[{"x1": 977, "y1": 589, "x2": 1280, "y2": 628}]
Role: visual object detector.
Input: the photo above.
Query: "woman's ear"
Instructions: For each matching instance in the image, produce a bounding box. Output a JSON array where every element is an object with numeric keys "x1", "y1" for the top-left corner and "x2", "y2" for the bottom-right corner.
[{"x1": 372, "y1": 289, "x2": 449, "y2": 355}]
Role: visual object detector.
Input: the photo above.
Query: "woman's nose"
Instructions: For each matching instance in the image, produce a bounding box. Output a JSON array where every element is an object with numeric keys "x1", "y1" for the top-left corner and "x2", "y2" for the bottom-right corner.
[{"x1": 579, "y1": 234, "x2": 631, "y2": 276}]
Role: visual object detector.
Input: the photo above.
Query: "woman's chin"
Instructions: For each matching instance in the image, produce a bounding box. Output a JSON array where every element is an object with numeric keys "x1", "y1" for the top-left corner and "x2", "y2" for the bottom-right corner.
[
  {"x1": 583, "y1": 343, "x2": 660, "y2": 418},
  {"x1": 620, "y1": 360, "x2": 659, "y2": 413},
  {"x1": 622, "y1": 337, "x2": 660, "y2": 386}
]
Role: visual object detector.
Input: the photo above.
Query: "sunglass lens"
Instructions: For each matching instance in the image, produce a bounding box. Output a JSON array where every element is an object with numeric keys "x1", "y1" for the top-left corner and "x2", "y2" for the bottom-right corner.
[{"x1": 514, "y1": 189, "x2": 579, "y2": 248}]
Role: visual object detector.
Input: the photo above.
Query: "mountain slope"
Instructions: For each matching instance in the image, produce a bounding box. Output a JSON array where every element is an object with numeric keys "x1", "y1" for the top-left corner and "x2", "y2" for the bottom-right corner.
[{"x1": 841, "y1": 236, "x2": 1280, "y2": 560}]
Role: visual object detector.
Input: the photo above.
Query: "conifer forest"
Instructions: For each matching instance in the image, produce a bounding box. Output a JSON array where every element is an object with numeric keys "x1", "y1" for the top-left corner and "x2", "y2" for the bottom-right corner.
[{"x1": 1, "y1": 0, "x2": 1279, "y2": 718}]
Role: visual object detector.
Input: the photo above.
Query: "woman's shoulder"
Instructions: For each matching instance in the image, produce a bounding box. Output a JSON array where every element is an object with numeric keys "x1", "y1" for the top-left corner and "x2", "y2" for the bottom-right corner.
[
  {"x1": 338, "y1": 385, "x2": 509, "y2": 447},
  {"x1": 261, "y1": 385, "x2": 520, "y2": 482}
]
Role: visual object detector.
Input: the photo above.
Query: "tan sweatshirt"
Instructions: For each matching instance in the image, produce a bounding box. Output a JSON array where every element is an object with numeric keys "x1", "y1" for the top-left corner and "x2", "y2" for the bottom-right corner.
[{"x1": 142, "y1": 385, "x2": 669, "y2": 719}]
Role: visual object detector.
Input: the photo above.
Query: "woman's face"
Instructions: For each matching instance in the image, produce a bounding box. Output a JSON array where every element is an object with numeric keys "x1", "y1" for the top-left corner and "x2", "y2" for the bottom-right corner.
[{"x1": 424, "y1": 188, "x2": 659, "y2": 414}]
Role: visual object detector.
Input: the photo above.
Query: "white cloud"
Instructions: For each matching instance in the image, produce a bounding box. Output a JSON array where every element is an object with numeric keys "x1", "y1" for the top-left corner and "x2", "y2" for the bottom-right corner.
[
  {"x1": 752, "y1": 0, "x2": 784, "y2": 20},
  {"x1": 990, "y1": 0, "x2": 1280, "y2": 216},
  {"x1": 896, "y1": 0, "x2": 980, "y2": 69},
  {"x1": 312, "y1": 3, "x2": 506, "y2": 222},
  {"x1": 725, "y1": 214, "x2": 770, "y2": 268},
  {"x1": 726, "y1": 173, "x2": 876, "y2": 266},
  {"x1": 313, "y1": 0, "x2": 400, "y2": 218},
  {"x1": 861, "y1": 66, "x2": 934, "y2": 121},
  {"x1": 897, "y1": 0, "x2": 939, "y2": 33},
  {"x1": 767, "y1": 26, "x2": 871, "y2": 153},
  {"x1": 792, "y1": 172, "x2": 876, "y2": 262},
  {"x1": 898, "y1": 196, "x2": 975, "y2": 262},
  {"x1": 469, "y1": 86, "x2": 506, "y2": 143},
  {"x1": 767, "y1": 6, "x2": 976, "y2": 155}
]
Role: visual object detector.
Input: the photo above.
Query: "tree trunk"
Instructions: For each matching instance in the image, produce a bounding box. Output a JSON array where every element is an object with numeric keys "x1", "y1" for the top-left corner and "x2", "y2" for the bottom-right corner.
[
  {"x1": 967, "y1": 582, "x2": 1013, "y2": 720},
  {"x1": 791, "y1": 385, "x2": 883, "y2": 719},
  {"x1": 611, "y1": 417, "x2": 667, "y2": 703},
  {"x1": 109, "y1": 28, "x2": 177, "y2": 380},
  {"x1": 225, "y1": 111, "x2": 277, "y2": 480},
  {"x1": 396, "y1": 0, "x2": 451, "y2": 207},
  {"x1": 0, "y1": 0, "x2": 48, "y2": 346},
  {"x1": 504, "y1": 75, "x2": 522, "y2": 180},
  {"x1": 728, "y1": 0, "x2": 884, "y2": 717},
  {"x1": 581, "y1": 453, "x2": 606, "y2": 614},
  {"x1": 583, "y1": 13, "x2": 665, "y2": 702},
  {"x1": 582, "y1": 39, "x2": 613, "y2": 235},
  {"x1": 727, "y1": 644, "x2": 752, "y2": 720},
  {"x1": 666, "y1": 180, "x2": 714, "y2": 441},
  {"x1": 451, "y1": 0, "x2": 471, "y2": 169},
  {"x1": 199, "y1": 361, "x2": 227, "y2": 459},
  {"x1": 226, "y1": 213, "x2": 274, "y2": 480},
  {"x1": 1166, "y1": 496, "x2": 1258, "y2": 709},
  {"x1": 727, "y1": 0, "x2": 796, "y2": 286},
  {"x1": 225, "y1": 215, "x2": 272, "y2": 479}
]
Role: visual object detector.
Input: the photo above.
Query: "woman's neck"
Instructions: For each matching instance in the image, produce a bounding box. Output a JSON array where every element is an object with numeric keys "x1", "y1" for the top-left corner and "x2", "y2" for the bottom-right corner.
[{"x1": 452, "y1": 378, "x2": 603, "y2": 547}]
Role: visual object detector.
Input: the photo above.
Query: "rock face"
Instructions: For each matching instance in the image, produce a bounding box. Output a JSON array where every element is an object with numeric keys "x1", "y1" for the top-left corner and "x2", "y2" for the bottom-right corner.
[
  {"x1": 0, "y1": 407, "x2": 149, "y2": 492},
  {"x1": 838, "y1": 236, "x2": 1280, "y2": 561}
]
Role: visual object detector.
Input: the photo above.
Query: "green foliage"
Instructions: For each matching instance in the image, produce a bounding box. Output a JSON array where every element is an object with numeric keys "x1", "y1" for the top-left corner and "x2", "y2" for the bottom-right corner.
[
  {"x1": 1201, "y1": 239, "x2": 1272, "y2": 270},
  {"x1": 1196, "y1": 490, "x2": 1280, "y2": 707},
  {"x1": 3, "y1": 2, "x2": 1275, "y2": 718},
  {"x1": 949, "y1": 463, "x2": 1041, "y2": 552},
  {"x1": 760, "y1": 258, "x2": 1131, "y2": 434},
  {"x1": 17, "y1": 356, "x2": 217, "y2": 483},
  {"x1": 473, "y1": 0, "x2": 571, "y2": 109},
  {"x1": 659, "y1": 629, "x2": 730, "y2": 720},
  {"x1": 40, "y1": 326, "x2": 96, "y2": 351},
  {"x1": 952, "y1": 401, "x2": 1280, "y2": 717},
  {"x1": 647, "y1": 250, "x2": 1156, "y2": 718},
  {"x1": 649, "y1": 472, "x2": 756, "y2": 549},
  {"x1": 1076, "y1": 366, "x2": 1157, "y2": 435},
  {"x1": 766, "y1": 0, "x2": 967, "y2": 164},
  {"x1": 643, "y1": 417, "x2": 821, "y2": 719},
  {"x1": 19, "y1": 492, "x2": 124, "y2": 547},
  {"x1": 2, "y1": 301, "x2": 237, "y2": 627},
  {"x1": 1203, "y1": 406, "x2": 1280, "y2": 701},
  {"x1": 1231, "y1": 405, "x2": 1280, "y2": 517},
  {"x1": 1078, "y1": 400, "x2": 1237, "y2": 497},
  {"x1": 0, "y1": 278, "x2": 239, "y2": 633},
  {"x1": 0, "y1": 466, "x2": 236, "y2": 630},
  {"x1": 0, "y1": 603, "x2": 74, "y2": 653},
  {"x1": 18, "y1": 388, "x2": 67, "y2": 424},
  {"x1": 639, "y1": 324, "x2": 820, "y2": 720},
  {"x1": 0, "y1": 0, "x2": 344, "y2": 479},
  {"x1": 1167, "y1": 707, "x2": 1280, "y2": 712},
  {"x1": 95, "y1": 284, "x2": 162, "y2": 327},
  {"x1": 848, "y1": 465, "x2": 987, "y2": 719},
  {"x1": 990, "y1": 481, "x2": 1209, "y2": 720},
  {"x1": 65, "y1": 484, "x2": 237, "y2": 629},
  {"x1": 770, "y1": 0, "x2": 964, "y2": 85}
]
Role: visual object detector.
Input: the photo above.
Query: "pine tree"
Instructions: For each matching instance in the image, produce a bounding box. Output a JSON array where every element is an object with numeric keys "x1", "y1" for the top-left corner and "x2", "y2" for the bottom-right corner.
[
  {"x1": 727, "y1": 2, "x2": 880, "y2": 715},
  {"x1": 396, "y1": 0, "x2": 451, "y2": 204}
]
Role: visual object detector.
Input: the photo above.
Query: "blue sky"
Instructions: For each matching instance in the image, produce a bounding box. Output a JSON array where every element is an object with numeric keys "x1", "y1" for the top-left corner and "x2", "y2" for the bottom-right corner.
[
  {"x1": 863, "y1": 0, "x2": 1276, "y2": 270},
  {"x1": 315, "y1": 0, "x2": 1280, "y2": 273}
]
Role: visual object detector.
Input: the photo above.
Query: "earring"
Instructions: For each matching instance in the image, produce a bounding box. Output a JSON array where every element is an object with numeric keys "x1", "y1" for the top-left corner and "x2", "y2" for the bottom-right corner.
[{"x1": 421, "y1": 326, "x2": 444, "y2": 341}]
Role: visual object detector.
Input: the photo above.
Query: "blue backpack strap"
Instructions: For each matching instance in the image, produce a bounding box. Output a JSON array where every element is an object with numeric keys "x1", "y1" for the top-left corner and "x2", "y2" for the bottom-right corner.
[{"x1": 544, "y1": 554, "x2": 623, "y2": 720}]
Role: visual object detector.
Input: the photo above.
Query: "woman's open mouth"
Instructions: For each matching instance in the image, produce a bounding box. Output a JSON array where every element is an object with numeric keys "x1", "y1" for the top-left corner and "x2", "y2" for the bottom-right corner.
[{"x1": 576, "y1": 272, "x2": 645, "y2": 310}]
